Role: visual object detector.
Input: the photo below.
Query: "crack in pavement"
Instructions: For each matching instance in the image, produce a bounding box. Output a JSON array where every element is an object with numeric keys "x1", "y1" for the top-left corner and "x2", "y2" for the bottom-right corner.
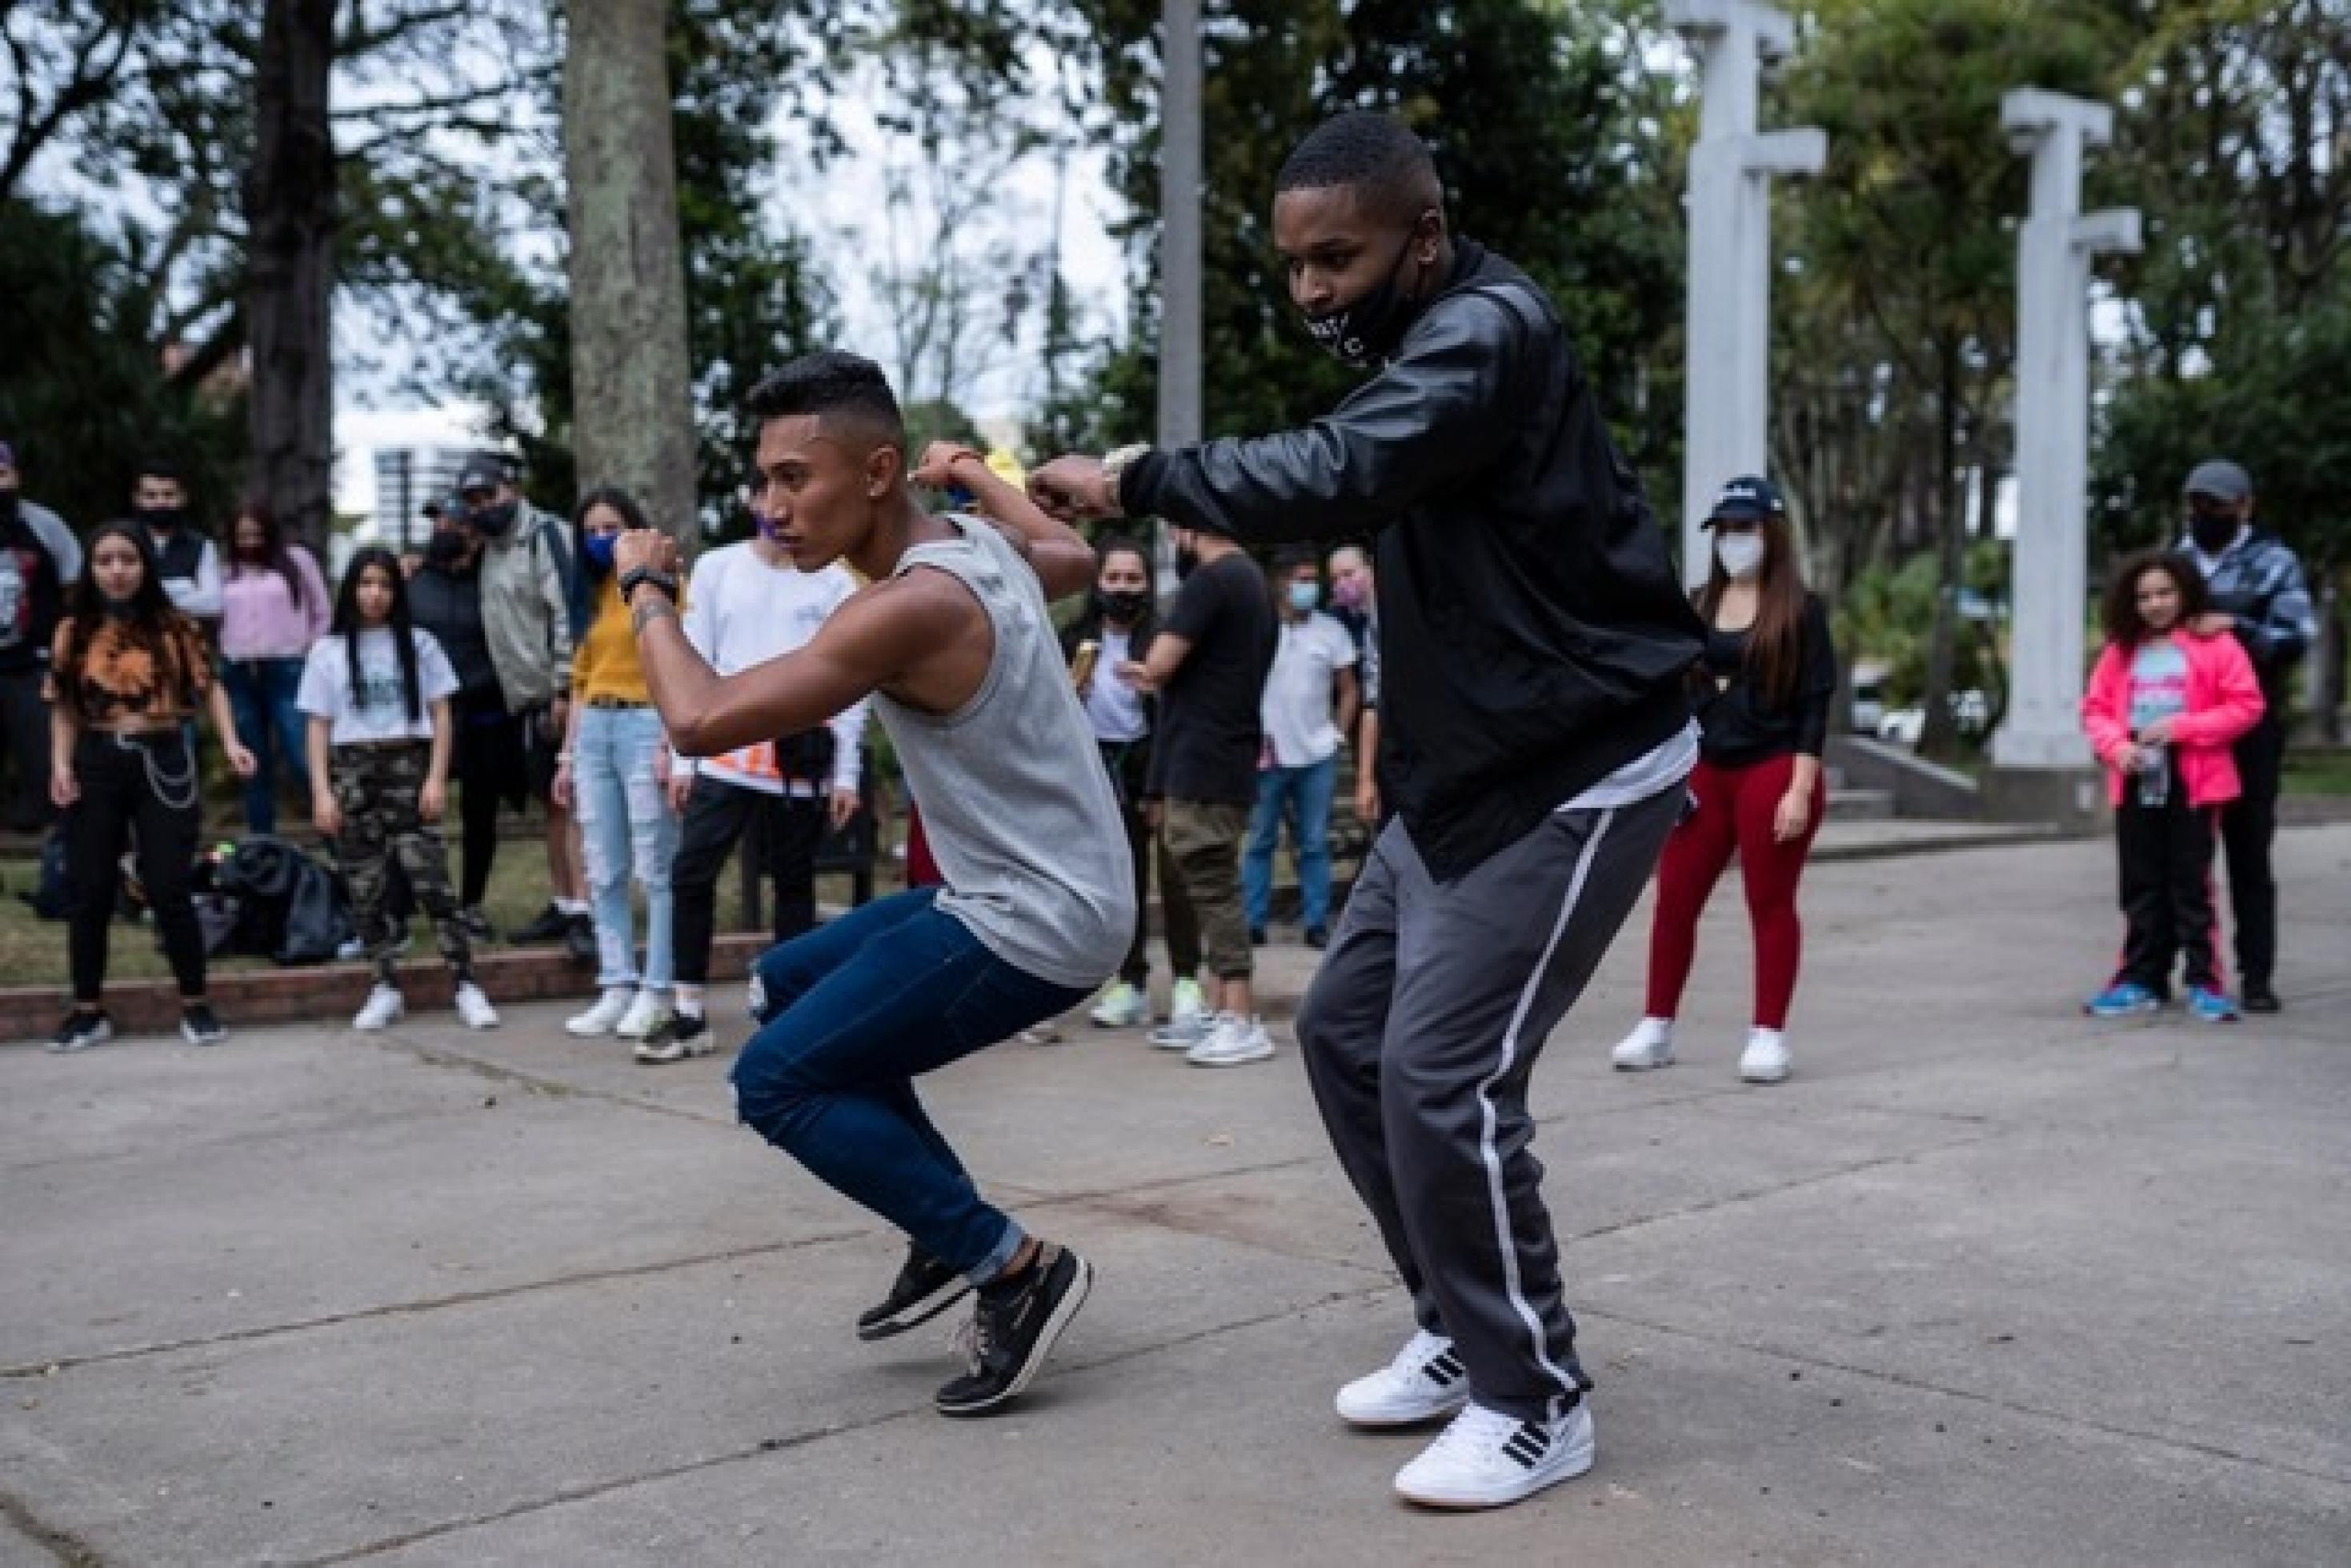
[
  {"x1": 0, "y1": 1484, "x2": 109, "y2": 1567},
  {"x1": 1574, "y1": 1302, "x2": 2351, "y2": 1494},
  {"x1": 285, "y1": 1287, "x2": 1372, "y2": 1566},
  {"x1": 0, "y1": 1228, "x2": 869, "y2": 1382}
]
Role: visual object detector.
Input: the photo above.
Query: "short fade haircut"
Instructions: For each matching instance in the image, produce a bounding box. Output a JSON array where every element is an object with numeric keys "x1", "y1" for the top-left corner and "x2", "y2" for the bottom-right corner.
[
  {"x1": 1273, "y1": 545, "x2": 1320, "y2": 574},
  {"x1": 1276, "y1": 110, "x2": 1444, "y2": 225},
  {"x1": 746, "y1": 351, "x2": 906, "y2": 454},
  {"x1": 134, "y1": 456, "x2": 185, "y2": 486}
]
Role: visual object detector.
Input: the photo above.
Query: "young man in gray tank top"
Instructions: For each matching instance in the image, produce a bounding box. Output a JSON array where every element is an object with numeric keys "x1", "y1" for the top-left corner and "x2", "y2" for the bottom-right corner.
[{"x1": 615, "y1": 352, "x2": 1135, "y2": 1418}]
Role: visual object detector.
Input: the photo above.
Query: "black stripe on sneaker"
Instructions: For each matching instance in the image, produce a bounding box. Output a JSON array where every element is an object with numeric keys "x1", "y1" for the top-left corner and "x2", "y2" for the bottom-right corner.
[
  {"x1": 1502, "y1": 1426, "x2": 1551, "y2": 1468},
  {"x1": 1425, "y1": 1352, "x2": 1465, "y2": 1383}
]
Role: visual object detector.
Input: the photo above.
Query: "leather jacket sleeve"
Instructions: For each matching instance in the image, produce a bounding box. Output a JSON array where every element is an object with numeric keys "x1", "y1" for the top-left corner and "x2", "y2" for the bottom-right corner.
[{"x1": 1123, "y1": 287, "x2": 1537, "y2": 542}]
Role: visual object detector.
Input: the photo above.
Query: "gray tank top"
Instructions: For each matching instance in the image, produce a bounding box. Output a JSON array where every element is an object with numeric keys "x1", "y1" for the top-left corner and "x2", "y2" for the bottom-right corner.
[{"x1": 878, "y1": 515, "x2": 1135, "y2": 989}]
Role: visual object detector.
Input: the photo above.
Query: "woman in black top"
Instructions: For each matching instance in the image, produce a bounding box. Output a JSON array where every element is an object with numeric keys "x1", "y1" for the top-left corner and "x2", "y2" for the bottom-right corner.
[{"x1": 1614, "y1": 475, "x2": 1836, "y2": 1085}]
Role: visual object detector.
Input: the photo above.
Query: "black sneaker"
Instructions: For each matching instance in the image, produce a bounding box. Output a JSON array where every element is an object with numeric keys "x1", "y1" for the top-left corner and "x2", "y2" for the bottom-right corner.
[
  {"x1": 855, "y1": 1245, "x2": 974, "y2": 1342},
  {"x1": 1250, "y1": 926, "x2": 1268, "y2": 946},
  {"x1": 633, "y1": 1011, "x2": 717, "y2": 1066},
  {"x1": 563, "y1": 911, "x2": 598, "y2": 965},
  {"x1": 511, "y1": 902, "x2": 571, "y2": 944},
  {"x1": 180, "y1": 1003, "x2": 227, "y2": 1046},
  {"x1": 934, "y1": 1242, "x2": 1093, "y2": 1417},
  {"x1": 1304, "y1": 926, "x2": 1329, "y2": 950},
  {"x1": 2243, "y1": 983, "x2": 2282, "y2": 1014},
  {"x1": 49, "y1": 1009, "x2": 114, "y2": 1054},
  {"x1": 458, "y1": 906, "x2": 498, "y2": 945}
]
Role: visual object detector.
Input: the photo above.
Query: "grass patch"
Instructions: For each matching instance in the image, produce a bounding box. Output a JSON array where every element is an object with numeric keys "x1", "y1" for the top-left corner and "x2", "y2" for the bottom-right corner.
[{"x1": 2282, "y1": 747, "x2": 2351, "y2": 798}]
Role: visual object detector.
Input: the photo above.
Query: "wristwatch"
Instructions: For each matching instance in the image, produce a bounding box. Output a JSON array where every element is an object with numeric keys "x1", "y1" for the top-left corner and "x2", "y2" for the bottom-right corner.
[
  {"x1": 619, "y1": 566, "x2": 680, "y2": 606},
  {"x1": 1100, "y1": 442, "x2": 1152, "y2": 510}
]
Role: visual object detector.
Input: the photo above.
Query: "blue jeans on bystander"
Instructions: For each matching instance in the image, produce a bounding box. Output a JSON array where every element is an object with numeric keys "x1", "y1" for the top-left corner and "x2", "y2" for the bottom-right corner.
[
  {"x1": 1244, "y1": 754, "x2": 1337, "y2": 933},
  {"x1": 221, "y1": 657, "x2": 310, "y2": 835}
]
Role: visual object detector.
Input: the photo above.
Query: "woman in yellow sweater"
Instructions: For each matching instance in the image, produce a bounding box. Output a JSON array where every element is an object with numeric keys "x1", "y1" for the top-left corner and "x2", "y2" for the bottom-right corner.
[{"x1": 552, "y1": 486, "x2": 681, "y2": 1043}]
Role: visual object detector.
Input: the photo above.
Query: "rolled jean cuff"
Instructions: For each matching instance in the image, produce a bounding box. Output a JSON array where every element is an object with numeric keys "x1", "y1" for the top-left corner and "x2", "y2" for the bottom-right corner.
[{"x1": 968, "y1": 1218, "x2": 1028, "y2": 1287}]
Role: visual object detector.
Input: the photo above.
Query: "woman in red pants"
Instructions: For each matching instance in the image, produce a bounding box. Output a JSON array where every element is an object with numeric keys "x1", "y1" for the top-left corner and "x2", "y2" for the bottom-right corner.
[{"x1": 1612, "y1": 475, "x2": 1836, "y2": 1084}]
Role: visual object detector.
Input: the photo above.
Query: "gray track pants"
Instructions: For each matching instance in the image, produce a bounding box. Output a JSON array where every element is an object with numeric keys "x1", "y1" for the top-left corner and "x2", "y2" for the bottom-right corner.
[{"x1": 1299, "y1": 786, "x2": 1681, "y2": 1423}]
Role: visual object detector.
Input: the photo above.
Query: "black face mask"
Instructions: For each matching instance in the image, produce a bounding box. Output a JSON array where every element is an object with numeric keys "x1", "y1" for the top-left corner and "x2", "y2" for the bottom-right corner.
[
  {"x1": 468, "y1": 500, "x2": 517, "y2": 538},
  {"x1": 0, "y1": 489, "x2": 18, "y2": 527},
  {"x1": 135, "y1": 504, "x2": 184, "y2": 532},
  {"x1": 1096, "y1": 589, "x2": 1147, "y2": 624},
  {"x1": 1301, "y1": 228, "x2": 1429, "y2": 370},
  {"x1": 2189, "y1": 510, "x2": 2242, "y2": 555},
  {"x1": 426, "y1": 530, "x2": 470, "y2": 567}
]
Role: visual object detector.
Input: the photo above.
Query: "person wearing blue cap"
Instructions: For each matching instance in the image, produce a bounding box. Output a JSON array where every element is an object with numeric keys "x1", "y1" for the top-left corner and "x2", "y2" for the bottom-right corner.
[
  {"x1": 1612, "y1": 475, "x2": 1836, "y2": 1085},
  {"x1": 2174, "y1": 458, "x2": 2313, "y2": 1014}
]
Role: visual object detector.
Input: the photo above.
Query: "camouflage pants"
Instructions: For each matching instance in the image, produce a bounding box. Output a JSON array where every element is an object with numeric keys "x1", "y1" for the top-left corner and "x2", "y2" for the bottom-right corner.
[{"x1": 331, "y1": 742, "x2": 472, "y2": 986}]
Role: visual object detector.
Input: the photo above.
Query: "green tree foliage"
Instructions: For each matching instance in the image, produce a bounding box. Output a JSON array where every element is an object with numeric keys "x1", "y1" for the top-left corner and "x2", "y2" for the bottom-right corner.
[
  {"x1": 1778, "y1": 0, "x2": 2117, "y2": 755},
  {"x1": 1041, "y1": 0, "x2": 1685, "y2": 484},
  {"x1": 0, "y1": 200, "x2": 244, "y2": 533}
]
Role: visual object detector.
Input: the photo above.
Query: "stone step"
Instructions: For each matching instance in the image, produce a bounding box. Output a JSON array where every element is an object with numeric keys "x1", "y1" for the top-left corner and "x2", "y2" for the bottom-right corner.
[{"x1": 1826, "y1": 786, "x2": 1897, "y2": 822}]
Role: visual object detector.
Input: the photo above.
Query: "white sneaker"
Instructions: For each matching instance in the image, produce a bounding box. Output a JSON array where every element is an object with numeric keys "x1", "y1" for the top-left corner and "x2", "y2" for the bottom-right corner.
[
  {"x1": 1393, "y1": 1401, "x2": 1596, "y2": 1510},
  {"x1": 567, "y1": 986, "x2": 635, "y2": 1038},
  {"x1": 1739, "y1": 1026, "x2": 1791, "y2": 1084},
  {"x1": 1186, "y1": 1013, "x2": 1274, "y2": 1068},
  {"x1": 1017, "y1": 1024, "x2": 1064, "y2": 1046},
  {"x1": 1089, "y1": 982, "x2": 1149, "y2": 1029},
  {"x1": 1610, "y1": 1016, "x2": 1676, "y2": 1070},
  {"x1": 1148, "y1": 979, "x2": 1213, "y2": 1050},
  {"x1": 454, "y1": 981, "x2": 501, "y2": 1030},
  {"x1": 1336, "y1": 1329, "x2": 1472, "y2": 1427},
  {"x1": 616, "y1": 990, "x2": 671, "y2": 1041},
  {"x1": 352, "y1": 984, "x2": 405, "y2": 1032}
]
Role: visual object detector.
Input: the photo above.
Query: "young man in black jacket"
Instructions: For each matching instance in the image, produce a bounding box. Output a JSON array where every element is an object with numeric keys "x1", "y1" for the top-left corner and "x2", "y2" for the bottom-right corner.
[{"x1": 1033, "y1": 111, "x2": 1704, "y2": 1510}]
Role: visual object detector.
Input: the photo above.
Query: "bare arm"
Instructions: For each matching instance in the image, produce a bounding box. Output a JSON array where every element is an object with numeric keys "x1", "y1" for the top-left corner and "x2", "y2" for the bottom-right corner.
[
  {"x1": 1123, "y1": 630, "x2": 1193, "y2": 694},
  {"x1": 619, "y1": 536, "x2": 940, "y2": 758},
  {"x1": 1335, "y1": 663, "x2": 1360, "y2": 750},
  {"x1": 50, "y1": 698, "x2": 79, "y2": 806},
  {"x1": 911, "y1": 443, "x2": 1096, "y2": 602},
  {"x1": 308, "y1": 715, "x2": 339, "y2": 834},
  {"x1": 206, "y1": 679, "x2": 254, "y2": 774}
]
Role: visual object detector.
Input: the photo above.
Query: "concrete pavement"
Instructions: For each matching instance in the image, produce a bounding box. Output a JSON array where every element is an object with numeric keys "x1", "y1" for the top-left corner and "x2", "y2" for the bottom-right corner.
[{"x1": 3, "y1": 828, "x2": 2348, "y2": 1566}]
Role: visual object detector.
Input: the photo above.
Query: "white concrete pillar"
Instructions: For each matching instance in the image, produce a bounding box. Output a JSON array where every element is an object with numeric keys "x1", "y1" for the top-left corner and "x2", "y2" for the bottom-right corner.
[
  {"x1": 1668, "y1": 0, "x2": 1825, "y2": 587},
  {"x1": 1990, "y1": 90, "x2": 2141, "y2": 769}
]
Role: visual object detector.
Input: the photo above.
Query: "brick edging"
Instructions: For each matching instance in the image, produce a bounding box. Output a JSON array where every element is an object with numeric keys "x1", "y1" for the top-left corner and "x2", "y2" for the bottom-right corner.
[{"x1": 1, "y1": 932, "x2": 775, "y2": 1046}]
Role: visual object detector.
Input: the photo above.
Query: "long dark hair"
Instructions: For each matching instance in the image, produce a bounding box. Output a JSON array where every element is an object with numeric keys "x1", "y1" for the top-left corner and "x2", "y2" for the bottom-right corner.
[
  {"x1": 334, "y1": 546, "x2": 424, "y2": 722},
  {"x1": 59, "y1": 522, "x2": 195, "y2": 699},
  {"x1": 2102, "y1": 549, "x2": 2210, "y2": 650},
  {"x1": 574, "y1": 484, "x2": 649, "y2": 578},
  {"x1": 228, "y1": 498, "x2": 310, "y2": 611},
  {"x1": 1695, "y1": 507, "x2": 1809, "y2": 707}
]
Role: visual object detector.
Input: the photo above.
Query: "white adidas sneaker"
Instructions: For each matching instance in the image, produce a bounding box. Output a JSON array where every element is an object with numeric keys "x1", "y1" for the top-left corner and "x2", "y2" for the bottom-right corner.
[
  {"x1": 1610, "y1": 1015, "x2": 1676, "y2": 1070},
  {"x1": 1335, "y1": 1329, "x2": 1472, "y2": 1427},
  {"x1": 1393, "y1": 1400, "x2": 1596, "y2": 1510},
  {"x1": 1739, "y1": 1026, "x2": 1792, "y2": 1083},
  {"x1": 615, "y1": 989, "x2": 671, "y2": 1042}
]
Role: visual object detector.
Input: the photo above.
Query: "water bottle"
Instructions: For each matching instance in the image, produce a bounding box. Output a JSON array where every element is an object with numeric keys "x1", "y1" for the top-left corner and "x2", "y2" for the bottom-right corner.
[{"x1": 2137, "y1": 742, "x2": 2169, "y2": 809}]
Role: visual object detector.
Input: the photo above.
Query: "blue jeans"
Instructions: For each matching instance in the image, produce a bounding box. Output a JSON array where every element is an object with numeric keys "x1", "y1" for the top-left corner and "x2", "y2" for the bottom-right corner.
[
  {"x1": 732, "y1": 890, "x2": 1088, "y2": 1282},
  {"x1": 221, "y1": 658, "x2": 310, "y2": 835},
  {"x1": 574, "y1": 704, "x2": 679, "y2": 990},
  {"x1": 1244, "y1": 754, "x2": 1337, "y2": 932}
]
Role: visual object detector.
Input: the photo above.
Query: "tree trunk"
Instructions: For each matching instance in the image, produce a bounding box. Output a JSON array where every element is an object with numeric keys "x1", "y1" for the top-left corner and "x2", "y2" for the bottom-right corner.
[
  {"x1": 1917, "y1": 345, "x2": 1967, "y2": 759},
  {"x1": 244, "y1": 0, "x2": 338, "y2": 549},
  {"x1": 563, "y1": 0, "x2": 697, "y2": 542}
]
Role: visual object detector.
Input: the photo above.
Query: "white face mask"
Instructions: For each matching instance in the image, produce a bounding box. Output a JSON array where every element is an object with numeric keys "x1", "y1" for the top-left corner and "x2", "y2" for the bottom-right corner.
[{"x1": 1715, "y1": 532, "x2": 1766, "y2": 580}]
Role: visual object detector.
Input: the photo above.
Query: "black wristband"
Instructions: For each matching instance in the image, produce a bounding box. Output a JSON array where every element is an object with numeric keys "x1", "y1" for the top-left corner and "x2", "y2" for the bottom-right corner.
[{"x1": 619, "y1": 566, "x2": 679, "y2": 606}]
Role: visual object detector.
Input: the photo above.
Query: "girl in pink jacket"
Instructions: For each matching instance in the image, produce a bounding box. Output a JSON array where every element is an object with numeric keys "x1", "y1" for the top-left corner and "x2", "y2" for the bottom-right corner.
[{"x1": 2080, "y1": 551, "x2": 2265, "y2": 1022}]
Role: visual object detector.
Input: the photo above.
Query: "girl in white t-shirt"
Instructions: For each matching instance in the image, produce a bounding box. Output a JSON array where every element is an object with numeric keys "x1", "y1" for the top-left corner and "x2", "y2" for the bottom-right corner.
[{"x1": 299, "y1": 546, "x2": 499, "y2": 1033}]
